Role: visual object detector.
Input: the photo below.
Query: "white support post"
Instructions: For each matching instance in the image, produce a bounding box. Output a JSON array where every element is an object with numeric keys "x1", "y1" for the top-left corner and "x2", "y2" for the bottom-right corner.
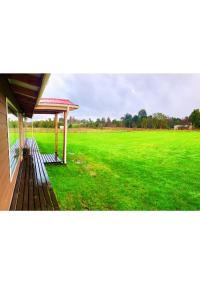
[
  {"x1": 63, "y1": 108, "x2": 69, "y2": 164},
  {"x1": 55, "y1": 113, "x2": 58, "y2": 158}
]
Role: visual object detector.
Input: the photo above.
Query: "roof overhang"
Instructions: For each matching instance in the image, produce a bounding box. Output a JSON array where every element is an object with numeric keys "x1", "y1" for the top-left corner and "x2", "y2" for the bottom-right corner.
[
  {"x1": 6, "y1": 74, "x2": 50, "y2": 118},
  {"x1": 34, "y1": 106, "x2": 79, "y2": 114},
  {"x1": 34, "y1": 98, "x2": 79, "y2": 114}
]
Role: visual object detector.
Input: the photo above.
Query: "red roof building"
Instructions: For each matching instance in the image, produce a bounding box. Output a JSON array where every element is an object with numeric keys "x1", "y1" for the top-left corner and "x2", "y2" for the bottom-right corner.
[
  {"x1": 34, "y1": 97, "x2": 79, "y2": 164},
  {"x1": 34, "y1": 97, "x2": 79, "y2": 114}
]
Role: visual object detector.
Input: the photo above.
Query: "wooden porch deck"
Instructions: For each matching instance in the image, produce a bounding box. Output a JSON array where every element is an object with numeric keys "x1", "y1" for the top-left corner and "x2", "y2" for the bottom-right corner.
[
  {"x1": 41, "y1": 154, "x2": 62, "y2": 164},
  {"x1": 10, "y1": 139, "x2": 60, "y2": 211}
]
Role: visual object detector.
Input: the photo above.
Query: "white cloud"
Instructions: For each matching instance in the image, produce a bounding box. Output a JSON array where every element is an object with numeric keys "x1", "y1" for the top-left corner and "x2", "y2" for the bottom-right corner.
[{"x1": 42, "y1": 74, "x2": 200, "y2": 120}]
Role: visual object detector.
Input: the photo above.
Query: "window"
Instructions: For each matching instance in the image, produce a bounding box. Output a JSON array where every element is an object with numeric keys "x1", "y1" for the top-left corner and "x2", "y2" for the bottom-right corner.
[{"x1": 7, "y1": 99, "x2": 20, "y2": 178}]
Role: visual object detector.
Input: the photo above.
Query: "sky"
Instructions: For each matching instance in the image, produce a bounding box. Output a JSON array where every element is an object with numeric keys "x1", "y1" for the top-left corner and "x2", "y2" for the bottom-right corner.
[{"x1": 41, "y1": 74, "x2": 200, "y2": 120}]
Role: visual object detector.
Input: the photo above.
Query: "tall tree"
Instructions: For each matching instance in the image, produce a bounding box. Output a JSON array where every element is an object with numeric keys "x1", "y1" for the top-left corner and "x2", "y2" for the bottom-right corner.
[
  {"x1": 122, "y1": 113, "x2": 133, "y2": 128},
  {"x1": 152, "y1": 113, "x2": 168, "y2": 129},
  {"x1": 141, "y1": 117, "x2": 148, "y2": 128},
  {"x1": 106, "y1": 117, "x2": 112, "y2": 127},
  {"x1": 132, "y1": 115, "x2": 138, "y2": 127},
  {"x1": 189, "y1": 109, "x2": 200, "y2": 128},
  {"x1": 138, "y1": 109, "x2": 147, "y2": 118},
  {"x1": 101, "y1": 117, "x2": 106, "y2": 127}
]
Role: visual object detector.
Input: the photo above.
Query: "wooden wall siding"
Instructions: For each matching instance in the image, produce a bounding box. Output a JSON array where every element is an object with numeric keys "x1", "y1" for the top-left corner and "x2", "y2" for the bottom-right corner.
[{"x1": 0, "y1": 93, "x2": 21, "y2": 210}]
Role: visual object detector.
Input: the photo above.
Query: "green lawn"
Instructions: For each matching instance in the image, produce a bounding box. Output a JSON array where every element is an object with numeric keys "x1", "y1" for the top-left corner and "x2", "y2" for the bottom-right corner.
[
  {"x1": 9, "y1": 131, "x2": 19, "y2": 147},
  {"x1": 31, "y1": 130, "x2": 200, "y2": 210}
]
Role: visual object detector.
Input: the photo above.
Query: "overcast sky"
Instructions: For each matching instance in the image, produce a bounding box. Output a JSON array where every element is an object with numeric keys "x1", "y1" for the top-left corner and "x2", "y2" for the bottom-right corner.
[{"x1": 41, "y1": 74, "x2": 200, "y2": 120}]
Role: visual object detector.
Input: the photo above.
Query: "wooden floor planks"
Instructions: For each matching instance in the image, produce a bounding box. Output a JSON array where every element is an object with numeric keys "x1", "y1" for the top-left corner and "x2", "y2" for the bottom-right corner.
[
  {"x1": 10, "y1": 138, "x2": 60, "y2": 211},
  {"x1": 41, "y1": 154, "x2": 62, "y2": 164}
]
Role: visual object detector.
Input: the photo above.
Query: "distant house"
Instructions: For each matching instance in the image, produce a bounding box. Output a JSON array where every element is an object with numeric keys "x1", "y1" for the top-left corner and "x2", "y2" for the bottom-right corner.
[{"x1": 174, "y1": 123, "x2": 192, "y2": 130}]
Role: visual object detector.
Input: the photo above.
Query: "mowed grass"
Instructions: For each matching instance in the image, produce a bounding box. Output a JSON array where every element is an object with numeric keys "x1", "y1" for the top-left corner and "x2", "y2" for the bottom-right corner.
[{"x1": 32, "y1": 130, "x2": 200, "y2": 210}]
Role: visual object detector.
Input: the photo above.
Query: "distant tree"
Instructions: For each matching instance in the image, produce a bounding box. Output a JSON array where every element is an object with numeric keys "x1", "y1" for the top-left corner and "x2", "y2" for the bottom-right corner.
[
  {"x1": 121, "y1": 113, "x2": 133, "y2": 128},
  {"x1": 112, "y1": 119, "x2": 118, "y2": 127},
  {"x1": 181, "y1": 116, "x2": 190, "y2": 125},
  {"x1": 101, "y1": 117, "x2": 106, "y2": 127},
  {"x1": 141, "y1": 117, "x2": 148, "y2": 128},
  {"x1": 152, "y1": 113, "x2": 168, "y2": 129},
  {"x1": 95, "y1": 118, "x2": 102, "y2": 128},
  {"x1": 106, "y1": 117, "x2": 112, "y2": 127},
  {"x1": 112, "y1": 119, "x2": 122, "y2": 127},
  {"x1": 138, "y1": 109, "x2": 147, "y2": 118},
  {"x1": 152, "y1": 113, "x2": 165, "y2": 120},
  {"x1": 59, "y1": 117, "x2": 64, "y2": 127},
  {"x1": 189, "y1": 109, "x2": 200, "y2": 128},
  {"x1": 132, "y1": 115, "x2": 139, "y2": 128},
  {"x1": 152, "y1": 117, "x2": 159, "y2": 129},
  {"x1": 147, "y1": 115, "x2": 153, "y2": 128}
]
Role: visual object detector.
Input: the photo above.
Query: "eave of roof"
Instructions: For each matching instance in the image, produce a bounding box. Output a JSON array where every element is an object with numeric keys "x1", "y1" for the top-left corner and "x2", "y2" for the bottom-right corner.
[
  {"x1": 6, "y1": 74, "x2": 50, "y2": 118},
  {"x1": 34, "y1": 98, "x2": 79, "y2": 114}
]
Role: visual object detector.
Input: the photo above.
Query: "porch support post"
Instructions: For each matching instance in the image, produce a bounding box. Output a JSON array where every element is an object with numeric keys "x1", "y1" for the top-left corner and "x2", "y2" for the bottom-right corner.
[
  {"x1": 18, "y1": 113, "x2": 24, "y2": 160},
  {"x1": 55, "y1": 113, "x2": 58, "y2": 158},
  {"x1": 63, "y1": 108, "x2": 69, "y2": 164}
]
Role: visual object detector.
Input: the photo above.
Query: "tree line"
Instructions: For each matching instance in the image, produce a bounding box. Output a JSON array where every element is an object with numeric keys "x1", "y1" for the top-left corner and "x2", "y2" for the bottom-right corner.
[
  {"x1": 9, "y1": 108, "x2": 200, "y2": 129},
  {"x1": 68, "y1": 109, "x2": 200, "y2": 129},
  {"x1": 24, "y1": 118, "x2": 63, "y2": 128}
]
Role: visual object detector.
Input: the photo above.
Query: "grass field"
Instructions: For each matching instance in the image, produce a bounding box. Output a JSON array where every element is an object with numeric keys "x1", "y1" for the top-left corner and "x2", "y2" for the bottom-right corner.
[{"x1": 31, "y1": 130, "x2": 200, "y2": 210}]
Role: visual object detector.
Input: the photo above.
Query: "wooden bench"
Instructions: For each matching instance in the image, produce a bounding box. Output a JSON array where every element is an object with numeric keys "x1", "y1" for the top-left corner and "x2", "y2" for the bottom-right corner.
[{"x1": 10, "y1": 139, "x2": 60, "y2": 211}]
